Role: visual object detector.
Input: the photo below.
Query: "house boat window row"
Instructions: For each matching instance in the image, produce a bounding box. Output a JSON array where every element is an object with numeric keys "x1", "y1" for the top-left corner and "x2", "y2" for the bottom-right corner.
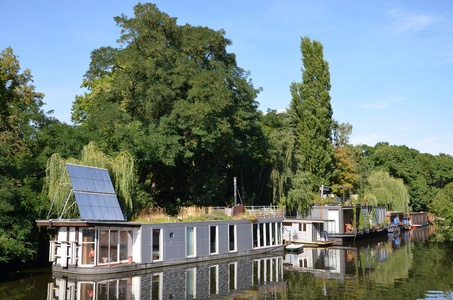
[
  {"x1": 252, "y1": 222, "x2": 282, "y2": 248},
  {"x1": 80, "y1": 228, "x2": 133, "y2": 266}
]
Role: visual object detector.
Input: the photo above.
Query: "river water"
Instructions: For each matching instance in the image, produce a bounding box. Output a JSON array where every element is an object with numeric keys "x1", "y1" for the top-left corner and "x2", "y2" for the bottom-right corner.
[{"x1": 2, "y1": 226, "x2": 453, "y2": 299}]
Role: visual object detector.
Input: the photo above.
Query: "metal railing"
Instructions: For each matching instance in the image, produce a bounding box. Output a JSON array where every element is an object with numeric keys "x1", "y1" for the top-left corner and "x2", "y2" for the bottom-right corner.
[
  {"x1": 243, "y1": 206, "x2": 285, "y2": 218},
  {"x1": 210, "y1": 205, "x2": 285, "y2": 219}
]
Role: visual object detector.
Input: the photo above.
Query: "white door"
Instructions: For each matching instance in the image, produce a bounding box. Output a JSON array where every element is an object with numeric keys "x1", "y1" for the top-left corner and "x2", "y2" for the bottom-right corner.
[{"x1": 328, "y1": 210, "x2": 340, "y2": 233}]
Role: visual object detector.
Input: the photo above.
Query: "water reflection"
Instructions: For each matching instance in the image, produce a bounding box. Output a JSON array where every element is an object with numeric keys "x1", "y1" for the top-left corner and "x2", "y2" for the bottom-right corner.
[
  {"x1": 48, "y1": 255, "x2": 285, "y2": 300},
  {"x1": 11, "y1": 226, "x2": 452, "y2": 300}
]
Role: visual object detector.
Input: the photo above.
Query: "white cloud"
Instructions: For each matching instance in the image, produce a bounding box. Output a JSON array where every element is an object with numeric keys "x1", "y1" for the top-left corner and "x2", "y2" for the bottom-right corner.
[{"x1": 387, "y1": 8, "x2": 440, "y2": 33}]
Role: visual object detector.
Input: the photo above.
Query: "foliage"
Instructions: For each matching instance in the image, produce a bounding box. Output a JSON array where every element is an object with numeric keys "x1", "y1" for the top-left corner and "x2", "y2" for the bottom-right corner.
[
  {"x1": 290, "y1": 37, "x2": 335, "y2": 191},
  {"x1": 365, "y1": 143, "x2": 431, "y2": 211},
  {"x1": 0, "y1": 47, "x2": 50, "y2": 264},
  {"x1": 262, "y1": 111, "x2": 298, "y2": 205},
  {"x1": 72, "y1": 3, "x2": 262, "y2": 208},
  {"x1": 332, "y1": 121, "x2": 353, "y2": 148},
  {"x1": 45, "y1": 142, "x2": 135, "y2": 218},
  {"x1": 430, "y1": 182, "x2": 453, "y2": 241},
  {"x1": 286, "y1": 170, "x2": 313, "y2": 213},
  {"x1": 363, "y1": 170, "x2": 409, "y2": 211},
  {"x1": 332, "y1": 145, "x2": 359, "y2": 188},
  {"x1": 359, "y1": 209, "x2": 365, "y2": 230}
]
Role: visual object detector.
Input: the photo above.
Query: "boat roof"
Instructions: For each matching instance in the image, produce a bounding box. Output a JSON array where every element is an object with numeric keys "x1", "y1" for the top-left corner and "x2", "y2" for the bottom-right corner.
[
  {"x1": 36, "y1": 219, "x2": 140, "y2": 228},
  {"x1": 283, "y1": 218, "x2": 334, "y2": 223}
]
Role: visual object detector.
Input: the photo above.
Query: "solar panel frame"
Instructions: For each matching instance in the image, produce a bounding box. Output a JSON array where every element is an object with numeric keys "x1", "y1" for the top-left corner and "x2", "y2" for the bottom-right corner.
[
  {"x1": 74, "y1": 192, "x2": 124, "y2": 221},
  {"x1": 66, "y1": 163, "x2": 115, "y2": 194},
  {"x1": 65, "y1": 163, "x2": 125, "y2": 221}
]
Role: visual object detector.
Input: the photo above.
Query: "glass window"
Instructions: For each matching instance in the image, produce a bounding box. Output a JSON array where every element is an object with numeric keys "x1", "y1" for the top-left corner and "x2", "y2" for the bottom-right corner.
[
  {"x1": 272, "y1": 223, "x2": 276, "y2": 245},
  {"x1": 210, "y1": 226, "x2": 217, "y2": 254},
  {"x1": 99, "y1": 230, "x2": 109, "y2": 264},
  {"x1": 110, "y1": 231, "x2": 118, "y2": 263},
  {"x1": 81, "y1": 229, "x2": 95, "y2": 265},
  {"x1": 229, "y1": 225, "x2": 236, "y2": 252},
  {"x1": 187, "y1": 227, "x2": 195, "y2": 257},
  {"x1": 98, "y1": 229, "x2": 132, "y2": 265},
  {"x1": 259, "y1": 224, "x2": 264, "y2": 248},
  {"x1": 152, "y1": 228, "x2": 162, "y2": 261},
  {"x1": 265, "y1": 223, "x2": 271, "y2": 246},
  {"x1": 253, "y1": 224, "x2": 258, "y2": 248},
  {"x1": 122, "y1": 231, "x2": 134, "y2": 262}
]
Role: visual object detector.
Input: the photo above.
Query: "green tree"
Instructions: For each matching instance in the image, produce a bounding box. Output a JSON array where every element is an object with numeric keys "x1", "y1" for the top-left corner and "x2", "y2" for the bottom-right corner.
[
  {"x1": 364, "y1": 170, "x2": 409, "y2": 211},
  {"x1": 290, "y1": 37, "x2": 335, "y2": 191},
  {"x1": 332, "y1": 121, "x2": 353, "y2": 148},
  {"x1": 262, "y1": 111, "x2": 297, "y2": 204},
  {"x1": 430, "y1": 182, "x2": 453, "y2": 241},
  {"x1": 0, "y1": 47, "x2": 49, "y2": 264},
  {"x1": 367, "y1": 143, "x2": 431, "y2": 211},
  {"x1": 332, "y1": 145, "x2": 359, "y2": 189},
  {"x1": 72, "y1": 3, "x2": 261, "y2": 208}
]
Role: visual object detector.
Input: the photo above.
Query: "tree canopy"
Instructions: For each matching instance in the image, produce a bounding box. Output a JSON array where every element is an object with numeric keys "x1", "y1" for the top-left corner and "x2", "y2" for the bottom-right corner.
[
  {"x1": 0, "y1": 47, "x2": 49, "y2": 263},
  {"x1": 72, "y1": 3, "x2": 262, "y2": 208}
]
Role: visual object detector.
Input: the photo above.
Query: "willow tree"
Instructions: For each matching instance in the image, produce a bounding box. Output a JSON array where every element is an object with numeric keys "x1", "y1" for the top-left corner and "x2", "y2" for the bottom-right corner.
[
  {"x1": 290, "y1": 37, "x2": 335, "y2": 191},
  {"x1": 364, "y1": 170, "x2": 409, "y2": 211},
  {"x1": 45, "y1": 142, "x2": 135, "y2": 218}
]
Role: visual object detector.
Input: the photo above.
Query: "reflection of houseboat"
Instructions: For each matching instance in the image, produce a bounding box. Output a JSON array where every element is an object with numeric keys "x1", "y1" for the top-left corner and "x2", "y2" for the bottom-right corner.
[
  {"x1": 282, "y1": 219, "x2": 335, "y2": 247},
  {"x1": 408, "y1": 212, "x2": 429, "y2": 229},
  {"x1": 48, "y1": 254, "x2": 285, "y2": 299},
  {"x1": 284, "y1": 247, "x2": 357, "y2": 280},
  {"x1": 37, "y1": 164, "x2": 284, "y2": 274}
]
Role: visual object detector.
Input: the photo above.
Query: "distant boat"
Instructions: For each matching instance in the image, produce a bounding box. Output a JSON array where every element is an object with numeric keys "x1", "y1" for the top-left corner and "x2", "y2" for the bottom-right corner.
[
  {"x1": 283, "y1": 219, "x2": 335, "y2": 247},
  {"x1": 409, "y1": 212, "x2": 429, "y2": 229}
]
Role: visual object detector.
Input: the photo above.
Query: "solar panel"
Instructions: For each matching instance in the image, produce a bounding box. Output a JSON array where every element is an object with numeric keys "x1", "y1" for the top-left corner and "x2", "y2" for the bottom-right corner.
[
  {"x1": 74, "y1": 192, "x2": 124, "y2": 221},
  {"x1": 65, "y1": 164, "x2": 124, "y2": 221},
  {"x1": 66, "y1": 163, "x2": 115, "y2": 194}
]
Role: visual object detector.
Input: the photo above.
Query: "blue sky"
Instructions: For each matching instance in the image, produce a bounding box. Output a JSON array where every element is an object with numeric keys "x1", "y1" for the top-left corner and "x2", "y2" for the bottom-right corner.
[{"x1": 2, "y1": 0, "x2": 453, "y2": 155}]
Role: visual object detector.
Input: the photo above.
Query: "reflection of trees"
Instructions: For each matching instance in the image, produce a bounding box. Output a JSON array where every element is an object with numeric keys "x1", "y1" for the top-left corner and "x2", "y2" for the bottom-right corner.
[
  {"x1": 369, "y1": 240, "x2": 412, "y2": 285},
  {"x1": 284, "y1": 237, "x2": 453, "y2": 299},
  {"x1": 0, "y1": 270, "x2": 50, "y2": 299}
]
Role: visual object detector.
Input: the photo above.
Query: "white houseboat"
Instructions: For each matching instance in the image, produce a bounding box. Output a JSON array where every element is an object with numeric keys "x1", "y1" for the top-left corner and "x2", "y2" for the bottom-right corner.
[
  {"x1": 37, "y1": 164, "x2": 285, "y2": 274},
  {"x1": 282, "y1": 218, "x2": 335, "y2": 247}
]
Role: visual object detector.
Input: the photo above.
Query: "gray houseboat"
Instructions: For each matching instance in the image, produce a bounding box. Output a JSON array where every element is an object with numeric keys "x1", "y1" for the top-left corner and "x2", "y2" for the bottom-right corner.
[
  {"x1": 300, "y1": 204, "x2": 387, "y2": 241},
  {"x1": 37, "y1": 164, "x2": 284, "y2": 274}
]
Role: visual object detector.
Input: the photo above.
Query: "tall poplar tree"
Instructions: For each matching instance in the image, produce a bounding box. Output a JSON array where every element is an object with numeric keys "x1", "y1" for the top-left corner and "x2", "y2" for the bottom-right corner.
[{"x1": 290, "y1": 37, "x2": 335, "y2": 191}]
